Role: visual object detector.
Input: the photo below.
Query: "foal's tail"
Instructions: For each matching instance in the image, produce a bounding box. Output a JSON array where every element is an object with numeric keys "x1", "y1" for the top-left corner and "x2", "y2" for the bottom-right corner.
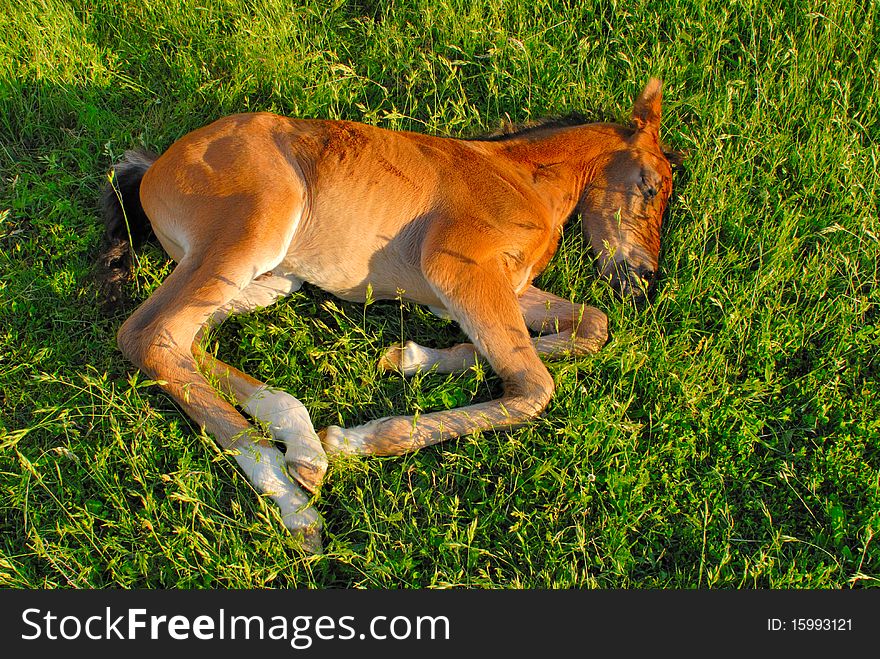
[{"x1": 98, "y1": 149, "x2": 158, "y2": 308}]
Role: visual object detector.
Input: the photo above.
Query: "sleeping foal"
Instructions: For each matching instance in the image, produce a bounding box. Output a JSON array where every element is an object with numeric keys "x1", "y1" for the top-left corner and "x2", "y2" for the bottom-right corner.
[{"x1": 101, "y1": 79, "x2": 676, "y2": 552}]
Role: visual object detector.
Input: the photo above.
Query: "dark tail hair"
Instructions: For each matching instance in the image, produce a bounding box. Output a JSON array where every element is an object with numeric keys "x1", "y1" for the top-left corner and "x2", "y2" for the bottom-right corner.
[{"x1": 98, "y1": 149, "x2": 158, "y2": 308}]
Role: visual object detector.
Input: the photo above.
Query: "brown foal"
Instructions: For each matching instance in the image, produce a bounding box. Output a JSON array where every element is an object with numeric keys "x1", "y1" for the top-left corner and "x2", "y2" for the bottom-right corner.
[{"x1": 101, "y1": 79, "x2": 676, "y2": 552}]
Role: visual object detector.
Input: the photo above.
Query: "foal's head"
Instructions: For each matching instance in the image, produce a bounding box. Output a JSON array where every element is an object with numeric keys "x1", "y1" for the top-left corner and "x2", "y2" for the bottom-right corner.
[{"x1": 579, "y1": 79, "x2": 677, "y2": 303}]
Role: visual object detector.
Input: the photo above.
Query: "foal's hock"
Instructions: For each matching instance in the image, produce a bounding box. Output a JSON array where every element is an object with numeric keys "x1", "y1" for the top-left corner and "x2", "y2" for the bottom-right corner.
[{"x1": 101, "y1": 79, "x2": 676, "y2": 552}]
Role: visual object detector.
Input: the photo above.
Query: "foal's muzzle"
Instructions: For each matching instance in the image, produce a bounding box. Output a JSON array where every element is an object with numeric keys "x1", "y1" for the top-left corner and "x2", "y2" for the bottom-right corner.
[{"x1": 606, "y1": 261, "x2": 657, "y2": 304}]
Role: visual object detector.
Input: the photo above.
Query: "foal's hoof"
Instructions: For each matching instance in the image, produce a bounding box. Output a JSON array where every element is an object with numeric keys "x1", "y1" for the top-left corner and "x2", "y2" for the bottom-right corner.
[
  {"x1": 299, "y1": 527, "x2": 323, "y2": 554},
  {"x1": 281, "y1": 508, "x2": 324, "y2": 554},
  {"x1": 286, "y1": 459, "x2": 327, "y2": 495},
  {"x1": 576, "y1": 307, "x2": 610, "y2": 352},
  {"x1": 378, "y1": 343, "x2": 406, "y2": 372},
  {"x1": 378, "y1": 341, "x2": 427, "y2": 376},
  {"x1": 285, "y1": 443, "x2": 328, "y2": 494}
]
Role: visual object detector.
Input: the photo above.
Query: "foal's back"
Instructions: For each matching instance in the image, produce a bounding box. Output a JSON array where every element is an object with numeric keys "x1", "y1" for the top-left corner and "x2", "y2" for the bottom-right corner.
[{"x1": 140, "y1": 112, "x2": 561, "y2": 306}]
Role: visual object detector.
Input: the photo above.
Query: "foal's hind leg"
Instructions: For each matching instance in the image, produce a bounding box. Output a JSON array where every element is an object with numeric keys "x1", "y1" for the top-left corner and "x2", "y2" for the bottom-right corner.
[
  {"x1": 379, "y1": 285, "x2": 608, "y2": 374},
  {"x1": 193, "y1": 271, "x2": 328, "y2": 493},
  {"x1": 118, "y1": 259, "x2": 322, "y2": 551}
]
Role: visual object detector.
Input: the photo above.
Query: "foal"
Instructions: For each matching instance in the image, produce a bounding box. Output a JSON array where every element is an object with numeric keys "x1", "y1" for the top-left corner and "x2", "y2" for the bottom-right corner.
[{"x1": 101, "y1": 79, "x2": 675, "y2": 552}]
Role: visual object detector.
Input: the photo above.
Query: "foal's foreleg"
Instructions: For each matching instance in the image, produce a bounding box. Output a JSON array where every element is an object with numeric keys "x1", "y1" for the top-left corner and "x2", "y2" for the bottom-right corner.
[
  {"x1": 379, "y1": 285, "x2": 608, "y2": 375},
  {"x1": 322, "y1": 260, "x2": 555, "y2": 456},
  {"x1": 378, "y1": 341, "x2": 480, "y2": 376},
  {"x1": 519, "y1": 285, "x2": 609, "y2": 356}
]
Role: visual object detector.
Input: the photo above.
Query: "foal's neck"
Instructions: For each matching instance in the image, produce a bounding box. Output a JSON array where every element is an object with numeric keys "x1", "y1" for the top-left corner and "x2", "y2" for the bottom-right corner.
[{"x1": 491, "y1": 123, "x2": 632, "y2": 224}]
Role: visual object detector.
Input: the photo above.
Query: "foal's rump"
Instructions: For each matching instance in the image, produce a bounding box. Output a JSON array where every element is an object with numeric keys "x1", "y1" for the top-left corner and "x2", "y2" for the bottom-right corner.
[{"x1": 138, "y1": 113, "x2": 310, "y2": 271}]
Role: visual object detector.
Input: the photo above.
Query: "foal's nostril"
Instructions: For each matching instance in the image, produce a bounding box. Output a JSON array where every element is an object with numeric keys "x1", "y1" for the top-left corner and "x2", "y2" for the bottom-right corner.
[
  {"x1": 635, "y1": 266, "x2": 657, "y2": 288},
  {"x1": 604, "y1": 261, "x2": 658, "y2": 302},
  {"x1": 607, "y1": 264, "x2": 657, "y2": 302}
]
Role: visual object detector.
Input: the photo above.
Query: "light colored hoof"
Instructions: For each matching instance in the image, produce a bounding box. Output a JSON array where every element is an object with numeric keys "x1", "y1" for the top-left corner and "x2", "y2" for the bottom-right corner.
[
  {"x1": 378, "y1": 343, "x2": 405, "y2": 372},
  {"x1": 378, "y1": 341, "x2": 430, "y2": 376},
  {"x1": 244, "y1": 387, "x2": 328, "y2": 491},
  {"x1": 278, "y1": 490, "x2": 323, "y2": 554},
  {"x1": 233, "y1": 440, "x2": 325, "y2": 554},
  {"x1": 320, "y1": 417, "x2": 406, "y2": 456},
  {"x1": 285, "y1": 444, "x2": 328, "y2": 494},
  {"x1": 577, "y1": 308, "x2": 609, "y2": 352},
  {"x1": 281, "y1": 509, "x2": 323, "y2": 554},
  {"x1": 299, "y1": 527, "x2": 323, "y2": 554}
]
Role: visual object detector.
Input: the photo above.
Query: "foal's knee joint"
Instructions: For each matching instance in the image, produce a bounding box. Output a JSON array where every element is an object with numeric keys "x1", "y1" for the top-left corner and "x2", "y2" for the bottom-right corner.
[{"x1": 511, "y1": 369, "x2": 555, "y2": 413}]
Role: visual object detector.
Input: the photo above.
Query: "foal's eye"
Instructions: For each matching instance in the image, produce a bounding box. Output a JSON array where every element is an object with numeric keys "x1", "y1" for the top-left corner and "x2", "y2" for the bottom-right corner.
[{"x1": 639, "y1": 173, "x2": 658, "y2": 201}]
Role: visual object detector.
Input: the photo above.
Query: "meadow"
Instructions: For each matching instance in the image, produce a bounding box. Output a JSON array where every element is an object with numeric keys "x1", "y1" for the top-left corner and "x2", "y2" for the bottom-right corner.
[{"x1": 0, "y1": 0, "x2": 877, "y2": 588}]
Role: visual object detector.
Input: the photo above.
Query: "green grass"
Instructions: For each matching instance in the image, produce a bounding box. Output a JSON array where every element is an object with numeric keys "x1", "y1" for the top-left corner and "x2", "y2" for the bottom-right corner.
[{"x1": 1, "y1": 0, "x2": 878, "y2": 588}]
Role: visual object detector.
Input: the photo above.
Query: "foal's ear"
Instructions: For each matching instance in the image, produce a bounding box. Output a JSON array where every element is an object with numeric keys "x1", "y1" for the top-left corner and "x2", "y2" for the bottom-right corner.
[{"x1": 632, "y1": 78, "x2": 663, "y2": 137}]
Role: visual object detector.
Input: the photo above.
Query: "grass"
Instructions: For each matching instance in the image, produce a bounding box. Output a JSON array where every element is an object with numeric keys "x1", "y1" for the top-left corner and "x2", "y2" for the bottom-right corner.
[{"x1": 0, "y1": 0, "x2": 877, "y2": 589}]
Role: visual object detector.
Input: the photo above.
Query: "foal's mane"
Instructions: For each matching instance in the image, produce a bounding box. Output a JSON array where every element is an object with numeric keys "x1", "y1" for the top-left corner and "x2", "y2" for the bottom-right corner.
[
  {"x1": 466, "y1": 113, "x2": 590, "y2": 141},
  {"x1": 467, "y1": 112, "x2": 685, "y2": 168}
]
